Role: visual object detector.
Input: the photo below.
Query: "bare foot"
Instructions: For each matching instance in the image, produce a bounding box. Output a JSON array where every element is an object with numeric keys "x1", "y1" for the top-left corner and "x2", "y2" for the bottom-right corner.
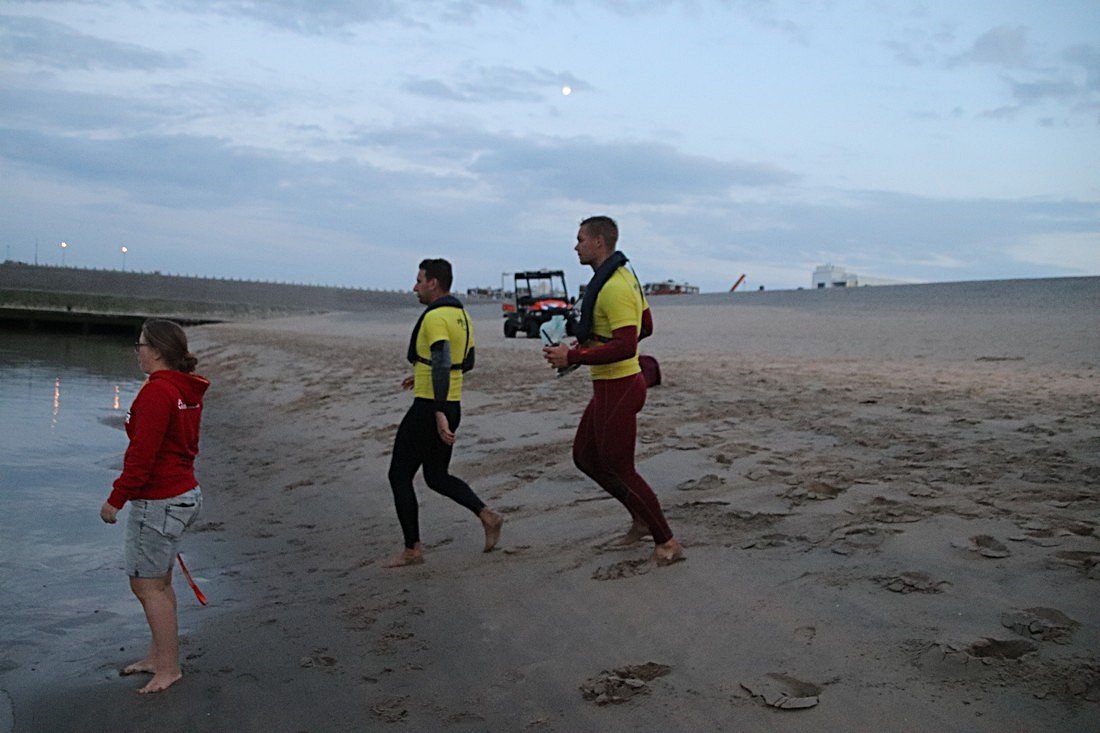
[
  {"x1": 383, "y1": 545, "x2": 425, "y2": 568},
  {"x1": 612, "y1": 521, "x2": 651, "y2": 546},
  {"x1": 480, "y1": 509, "x2": 504, "y2": 552},
  {"x1": 652, "y1": 538, "x2": 685, "y2": 566},
  {"x1": 137, "y1": 671, "x2": 182, "y2": 694},
  {"x1": 120, "y1": 659, "x2": 156, "y2": 676}
]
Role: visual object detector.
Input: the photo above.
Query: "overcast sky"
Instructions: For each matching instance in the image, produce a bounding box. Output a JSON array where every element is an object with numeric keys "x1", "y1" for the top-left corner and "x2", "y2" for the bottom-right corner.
[{"x1": 1, "y1": 1, "x2": 1098, "y2": 293}]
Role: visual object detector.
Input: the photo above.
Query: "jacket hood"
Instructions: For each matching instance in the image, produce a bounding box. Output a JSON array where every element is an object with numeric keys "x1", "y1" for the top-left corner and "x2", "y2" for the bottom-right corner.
[{"x1": 150, "y1": 369, "x2": 210, "y2": 404}]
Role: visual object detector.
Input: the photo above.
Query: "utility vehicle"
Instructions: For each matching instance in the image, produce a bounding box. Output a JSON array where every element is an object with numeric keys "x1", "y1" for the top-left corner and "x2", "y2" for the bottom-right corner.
[{"x1": 502, "y1": 270, "x2": 576, "y2": 339}]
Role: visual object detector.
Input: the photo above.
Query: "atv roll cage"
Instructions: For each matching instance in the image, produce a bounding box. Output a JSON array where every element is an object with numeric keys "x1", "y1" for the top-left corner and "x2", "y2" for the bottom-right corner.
[{"x1": 502, "y1": 270, "x2": 577, "y2": 339}]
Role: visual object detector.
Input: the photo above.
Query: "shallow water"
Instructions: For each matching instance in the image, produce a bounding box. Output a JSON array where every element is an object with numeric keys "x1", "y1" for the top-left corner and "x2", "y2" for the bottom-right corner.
[{"x1": 0, "y1": 331, "x2": 153, "y2": 703}]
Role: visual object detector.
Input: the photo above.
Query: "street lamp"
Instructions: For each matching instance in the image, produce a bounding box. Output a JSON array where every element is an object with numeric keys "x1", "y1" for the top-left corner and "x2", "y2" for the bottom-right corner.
[
  {"x1": 120, "y1": 246, "x2": 128, "y2": 271},
  {"x1": 60, "y1": 241, "x2": 68, "y2": 266}
]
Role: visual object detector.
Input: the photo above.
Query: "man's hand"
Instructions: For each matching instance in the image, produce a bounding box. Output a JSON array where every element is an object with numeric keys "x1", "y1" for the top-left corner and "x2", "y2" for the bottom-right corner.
[
  {"x1": 401, "y1": 375, "x2": 415, "y2": 390},
  {"x1": 435, "y1": 411, "x2": 456, "y2": 445},
  {"x1": 542, "y1": 343, "x2": 572, "y2": 370},
  {"x1": 100, "y1": 501, "x2": 119, "y2": 524}
]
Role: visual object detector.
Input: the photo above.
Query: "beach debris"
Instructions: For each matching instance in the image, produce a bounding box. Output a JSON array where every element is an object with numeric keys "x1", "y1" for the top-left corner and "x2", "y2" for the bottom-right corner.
[
  {"x1": 676, "y1": 474, "x2": 725, "y2": 491},
  {"x1": 740, "y1": 673, "x2": 821, "y2": 710},
  {"x1": 1001, "y1": 607, "x2": 1080, "y2": 644},
  {"x1": 876, "y1": 571, "x2": 950, "y2": 594},
  {"x1": 580, "y1": 663, "x2": 671, "y2": 705},
  {"x1": 953, "y1": 534, "x2": 1010, "y2": 558}
]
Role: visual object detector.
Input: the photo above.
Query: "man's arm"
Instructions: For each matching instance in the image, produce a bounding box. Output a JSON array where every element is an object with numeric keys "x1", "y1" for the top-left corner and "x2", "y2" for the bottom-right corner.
[
  {"x1": 639, "y1": 307, "x2": 653, "y2": 340},
  {"x1": 429, "y1": 340, "x2": 452, "y2": 408},
  {"x1": 566, "y1": 325, "x2": 638, "y2": 365},
  {"x1": 429, "y1": 340, "x2": 457, "y2": 445}
]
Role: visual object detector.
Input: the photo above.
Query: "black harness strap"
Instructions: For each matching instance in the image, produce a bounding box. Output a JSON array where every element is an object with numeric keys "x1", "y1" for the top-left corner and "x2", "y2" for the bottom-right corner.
[
  {"x1": 407, "y1": 296, "x2": 474, "y2": 372},
  {"x1": 575, "y1": 251, "x2": 650, "y2": 344}
]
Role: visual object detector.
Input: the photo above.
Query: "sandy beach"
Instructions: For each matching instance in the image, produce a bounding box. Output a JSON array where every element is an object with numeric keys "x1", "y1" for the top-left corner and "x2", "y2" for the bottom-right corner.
[{"x1": 13, "y1": 277, "x2": 1100, "y2": 732}]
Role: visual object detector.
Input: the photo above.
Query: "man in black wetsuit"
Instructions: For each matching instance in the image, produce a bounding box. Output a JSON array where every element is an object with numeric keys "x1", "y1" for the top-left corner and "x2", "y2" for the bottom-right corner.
[{"x1": 384, "y1": 258, "x2": 503, "y2": 567}]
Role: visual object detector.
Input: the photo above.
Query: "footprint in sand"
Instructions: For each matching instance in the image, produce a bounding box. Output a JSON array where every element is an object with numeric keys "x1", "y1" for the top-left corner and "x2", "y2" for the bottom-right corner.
[
  {"x1": 676, "y1": 474, "x2": 725, "y2": 492},
  {"x1": 916, "y1": 638, "x2": 1039, "y2": 676},
  {"x1": 1047, "y1": 550, "x2": 1100, "y2": 578},
  {"x1": 740, "y1": 672, "x2": 821, "y2": 710},
  {"x1": 953, "y1": 534, "x2": 1010, "y2": 558},
  {"x1": 785, "y1": 480, "x2": 844, "y2": 502},
  {"x1": 964, "y1": 638, "x2": 1039, "y2": 660},
  {"x1": 742, "y1": 533, "x2": 812, "y2": 551},
  {"x1": 1001, "y1": 607, "x2": 1080, "y2": 644},
  {"x1": 591, "y1": 559, "x2": 652, "y2": 581},
  {"x1": 875, "y1": 570, "x2": 950, "y2": 594},
  {"x1": 830, "y1": 525, "x2": 899, "y2": 555},
  {"x1": 370, "y1": 697, "x2": 409, "y2": 723},
  {"x1": 580, "y1": 662, "x2": 672, "y2": 705}
]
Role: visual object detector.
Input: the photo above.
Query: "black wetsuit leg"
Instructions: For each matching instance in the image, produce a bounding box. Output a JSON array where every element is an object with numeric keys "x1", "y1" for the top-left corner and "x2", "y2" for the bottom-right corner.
[{"x1": 388, "y1": 398, "x2": 485, "y2": 548}]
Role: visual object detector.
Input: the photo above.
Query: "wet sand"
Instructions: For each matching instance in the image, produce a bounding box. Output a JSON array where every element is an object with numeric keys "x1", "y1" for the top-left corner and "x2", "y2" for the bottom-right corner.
[{"x1": 11, "y1": 277, "x2": 1100, "y2": 732}]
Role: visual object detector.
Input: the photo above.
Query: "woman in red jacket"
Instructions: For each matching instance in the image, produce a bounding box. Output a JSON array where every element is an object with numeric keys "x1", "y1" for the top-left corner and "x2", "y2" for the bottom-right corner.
[{"x1": 100, "y1": 319, "x2": 210, "y2": 694}]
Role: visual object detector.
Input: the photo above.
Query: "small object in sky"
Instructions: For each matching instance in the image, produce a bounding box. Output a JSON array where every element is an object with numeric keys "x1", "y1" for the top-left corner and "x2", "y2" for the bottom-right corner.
[{"x1": 561, "y1": 85, "x2": 572, "y2": 96}]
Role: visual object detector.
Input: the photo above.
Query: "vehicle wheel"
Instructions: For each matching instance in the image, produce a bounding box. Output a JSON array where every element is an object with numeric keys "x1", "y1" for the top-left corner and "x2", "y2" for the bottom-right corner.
[{"x1": 504, "y1": 321, "x2": 517, "y2": 338}]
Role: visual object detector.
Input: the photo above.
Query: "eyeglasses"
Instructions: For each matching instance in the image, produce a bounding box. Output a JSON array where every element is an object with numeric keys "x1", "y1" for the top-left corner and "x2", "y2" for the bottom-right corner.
[{"x1": 133, "y1": 342, "x2": 152, "y2": 350}]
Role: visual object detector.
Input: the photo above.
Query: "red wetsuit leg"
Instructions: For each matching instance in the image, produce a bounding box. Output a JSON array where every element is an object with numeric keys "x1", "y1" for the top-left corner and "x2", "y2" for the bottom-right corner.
[{"x1": 572, "y1": 373, "x2": 673, "y2": 544}]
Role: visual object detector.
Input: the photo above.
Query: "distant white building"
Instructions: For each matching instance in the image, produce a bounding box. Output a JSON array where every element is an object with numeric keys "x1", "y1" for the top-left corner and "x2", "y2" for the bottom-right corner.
[
  {"x1": 812, "y1": 265, "x2": 909, "y2": 288},
  {"x1": 812, "y1": 264, "x2": 860, "y2": 288}
]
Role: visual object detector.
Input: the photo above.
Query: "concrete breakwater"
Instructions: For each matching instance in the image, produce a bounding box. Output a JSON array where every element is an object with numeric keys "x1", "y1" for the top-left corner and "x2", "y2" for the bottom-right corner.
[{"x1": 0, "y1": 262, "x2": 419, "y2": 332}]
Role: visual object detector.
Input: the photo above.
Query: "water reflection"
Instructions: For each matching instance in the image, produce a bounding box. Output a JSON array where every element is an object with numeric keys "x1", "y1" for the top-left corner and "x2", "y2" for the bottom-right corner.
[{"x1": 52, "y1": 376, "x2": 61, "y2": 427}]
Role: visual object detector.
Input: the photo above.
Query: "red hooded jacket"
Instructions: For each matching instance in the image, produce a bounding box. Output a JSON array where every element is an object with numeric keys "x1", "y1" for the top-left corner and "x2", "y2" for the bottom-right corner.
[{"x1": 108, "y1": 369, "x2": 210, "y2": 509}]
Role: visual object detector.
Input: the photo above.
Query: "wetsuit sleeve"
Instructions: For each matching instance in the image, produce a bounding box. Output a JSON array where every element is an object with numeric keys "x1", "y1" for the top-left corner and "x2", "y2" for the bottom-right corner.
[
  {"x1": 567, "y1": 325, "x2": 638, "y2": 366},
  {"x1": 640, "y1": 307, "x2": 653, "y2": 341},
  {"x1": 108, "y1": 382, "x2": 174, "y2": 508},
  {"x1": 429, "y1": 340, "x2": 452, "y2": 408}
]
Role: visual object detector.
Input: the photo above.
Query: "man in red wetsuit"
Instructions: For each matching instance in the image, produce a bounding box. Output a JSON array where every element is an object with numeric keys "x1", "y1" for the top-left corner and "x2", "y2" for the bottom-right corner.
[{"x1": 543, "y1": 216, "x2": 683, "y2": 565}]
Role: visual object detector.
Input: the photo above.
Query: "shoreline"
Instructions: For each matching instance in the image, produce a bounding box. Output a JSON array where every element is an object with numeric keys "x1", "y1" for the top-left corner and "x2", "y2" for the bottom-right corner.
[{"x1": 9, "y1": 277, "x2": 1099, "y2": 731}]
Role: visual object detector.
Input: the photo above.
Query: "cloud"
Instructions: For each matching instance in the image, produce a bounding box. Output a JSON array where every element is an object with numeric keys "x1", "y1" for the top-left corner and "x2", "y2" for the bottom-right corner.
[
  {"x1": 627, "y1": 190, "x2": 1100, "y2": 288},
  {"x1": 1006, "y1": 77, "x2": 1079, "y2": 105},
  {"x1": 1065, "y1": 44, "x2": 1100, "y2": 93},
  {"x1": 950, "y1": 25, "x2": 1031, "y2": 69},
  {"x1": 468, "y1": 137, "x2": 798, "y2": 203},
  {"x1": 0, "y1": 13, "x2": 184, "y2": 71},
  {"x1": 3, "y1": 120, "x2": 1096, "y2": 291},
  {"x1": 403, "y1": 66, "x2": 590, "y2": 103},
  {"x1": 0, "y1": 127, "x2": 286, "y2": 206},
  {"x1": 199, "y1": 0, "x2": 405, "y2": 34},
  {"x1": 183, "y1": 0, "x2": 527, "y2": 34},
  {"x1": 1007, "y1": 231, "x2": 1100, "y2": 273},
  {"x1": 0, "y1": 85, "x2": 167, "y2": 133}
]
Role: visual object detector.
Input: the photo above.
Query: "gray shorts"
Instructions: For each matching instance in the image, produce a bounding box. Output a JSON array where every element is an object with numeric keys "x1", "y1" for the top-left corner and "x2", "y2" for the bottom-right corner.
[{"x1": 124, "y1": 487, "x2": 203, "y2": 578}]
